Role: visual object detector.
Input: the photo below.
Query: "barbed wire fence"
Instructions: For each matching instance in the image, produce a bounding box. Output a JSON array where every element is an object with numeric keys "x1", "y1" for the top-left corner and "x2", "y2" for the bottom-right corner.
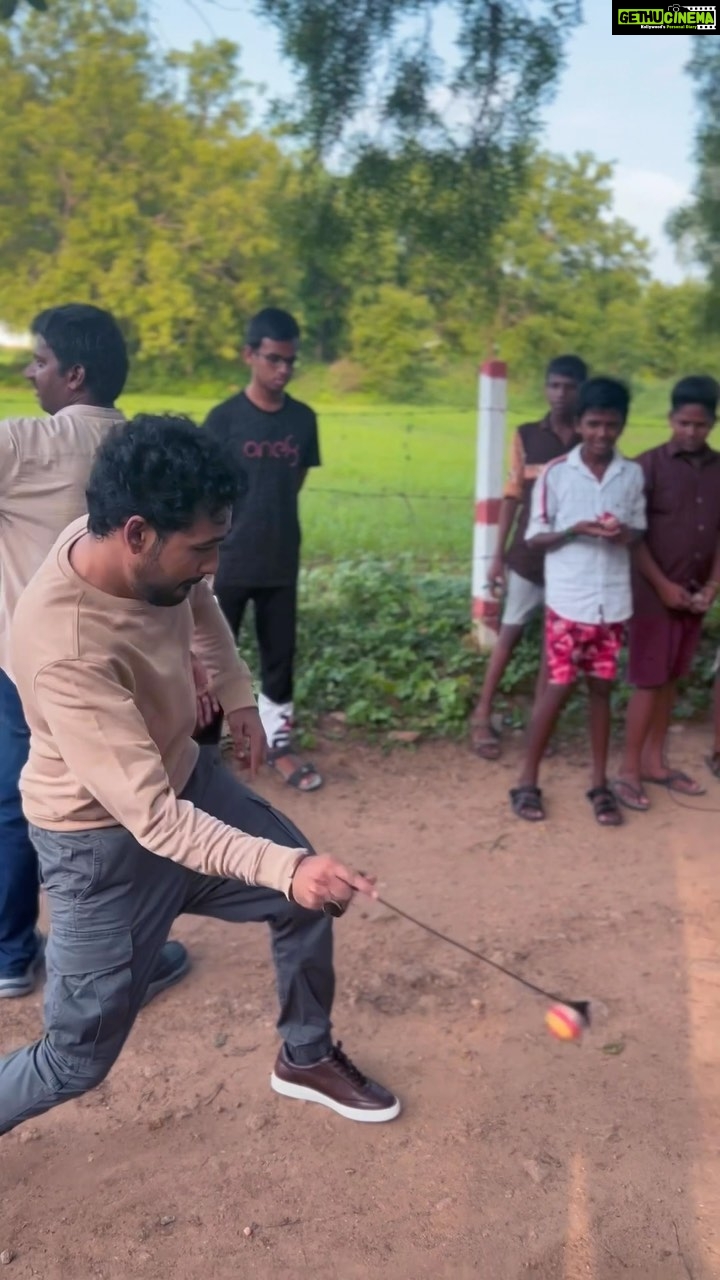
[{"x1": 300, "y1": 486, "x2": 478, "y2": 574}]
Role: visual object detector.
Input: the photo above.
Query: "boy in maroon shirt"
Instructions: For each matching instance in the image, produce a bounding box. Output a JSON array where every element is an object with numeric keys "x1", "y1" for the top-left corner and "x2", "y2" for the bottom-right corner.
[{"x1": 614, "y1": 376, "x2": 720, "y2": 810}]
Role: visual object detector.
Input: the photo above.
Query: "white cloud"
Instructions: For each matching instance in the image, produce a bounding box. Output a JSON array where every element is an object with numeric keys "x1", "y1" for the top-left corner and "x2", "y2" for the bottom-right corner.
[{"x1": 610, "y1": 165, "x2": 692, "y2": 284}]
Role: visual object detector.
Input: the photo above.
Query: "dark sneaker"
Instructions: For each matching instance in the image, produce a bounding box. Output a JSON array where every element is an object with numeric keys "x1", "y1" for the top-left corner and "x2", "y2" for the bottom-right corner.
[
  {"x1": 140, "y1": 941, "x2": 191, "y2": 1008},
  {"x1": 271, "y1": 1042, "x2": 401, "y2": 1123},
  {"x1": 0, "y1": 932, "x2": 45, "y2": 1000}
]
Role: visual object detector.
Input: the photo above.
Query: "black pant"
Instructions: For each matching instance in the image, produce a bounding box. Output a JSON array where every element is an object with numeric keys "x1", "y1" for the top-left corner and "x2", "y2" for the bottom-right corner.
[{"x1": 215, "y1": 581, "x2": 297, "y2": 707}]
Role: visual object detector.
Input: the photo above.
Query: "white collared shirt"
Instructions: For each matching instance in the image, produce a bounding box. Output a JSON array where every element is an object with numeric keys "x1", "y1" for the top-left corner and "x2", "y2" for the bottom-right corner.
[{"x1": 526, "y1": 445, "x2": 646, "y2": 624}]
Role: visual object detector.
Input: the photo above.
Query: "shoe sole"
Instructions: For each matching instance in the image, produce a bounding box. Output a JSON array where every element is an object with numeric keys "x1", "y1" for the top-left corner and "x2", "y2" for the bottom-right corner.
[
  {"x1": 140, "y1": 951, "x2": 191, "y2": 1009},
  {"x1": 270, "y1": 1072, "x2": 401, "y2": 1123},
  {"x1": 0, "y1": 937, "x2": 46, "y2": 999},
  {"x1": 0, "y1": 980, "x2": 35, "y2": 999}
]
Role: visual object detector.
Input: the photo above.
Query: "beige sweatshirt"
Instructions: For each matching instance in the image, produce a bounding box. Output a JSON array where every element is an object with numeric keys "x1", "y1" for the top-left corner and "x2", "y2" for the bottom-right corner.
[
  {"x1": 11, "y1": 517, "x2": 306, "y2": 896},
  {"x1": 0, "y1": 404, "x2": 124, "y2": 680}
]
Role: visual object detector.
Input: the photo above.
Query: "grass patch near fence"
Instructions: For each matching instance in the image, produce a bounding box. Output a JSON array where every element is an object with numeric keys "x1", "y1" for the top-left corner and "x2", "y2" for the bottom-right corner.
[{"x1": 0, "y1": 381, "x2": 674, "y2": 567}]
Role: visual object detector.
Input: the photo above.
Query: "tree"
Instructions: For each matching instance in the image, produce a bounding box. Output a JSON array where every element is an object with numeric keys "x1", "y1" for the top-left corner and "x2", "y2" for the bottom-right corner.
[
  {"x1": 668, "y1": 45, "x2": 720, "y2": 324},
  {"x1": 256, "y1": 0, "x2": 581, "y2": 156},
  {"x1": 348, "y1": 284, "x2": 437, "y2": 397},
  {"x1": 0, "y1": 0, "x2": 46, "y2": 18},
  {"x1": 256, "y1": 0, "x2": 583, "y2": 290},
  {"x1": 2, "y1": 0, "x2": 584, "y2": 336},
  {"x1": 0, "y1": 0, "x2": 298, "y2": 371},
  {"x1": 483, "y1": 153, "x2": 651, "y2": 378}
]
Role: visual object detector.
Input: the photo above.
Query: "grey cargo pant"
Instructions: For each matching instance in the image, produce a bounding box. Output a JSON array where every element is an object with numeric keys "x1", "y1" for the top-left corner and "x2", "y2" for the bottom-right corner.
[{"x1": 0, "y1": 748, "x2": 334, "y2": 1136}]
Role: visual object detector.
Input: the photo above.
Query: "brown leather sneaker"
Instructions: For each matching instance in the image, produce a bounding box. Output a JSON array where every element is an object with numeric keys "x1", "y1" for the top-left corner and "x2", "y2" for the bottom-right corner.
[{"x1": 271, "y1": 1042, "x2": 401, "y2": 1123}]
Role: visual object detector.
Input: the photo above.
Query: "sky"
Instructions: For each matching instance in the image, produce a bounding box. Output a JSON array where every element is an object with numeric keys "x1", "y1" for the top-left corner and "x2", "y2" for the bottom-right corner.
[{"x1": 149, "y1": 0, "x2": 697, "y2": 284}]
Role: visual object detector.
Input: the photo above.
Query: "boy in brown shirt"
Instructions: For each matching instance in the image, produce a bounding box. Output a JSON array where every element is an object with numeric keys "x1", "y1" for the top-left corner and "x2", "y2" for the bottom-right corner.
[
  {"x1": 0, "y1": 415, "x2": 399, "y2": 1135},
  {"x1": 470, "y1": 354, "x2": 587, "y2": 759},
  {"x1": 614, "y1": 376, "x2": 720, "y2": 810}
]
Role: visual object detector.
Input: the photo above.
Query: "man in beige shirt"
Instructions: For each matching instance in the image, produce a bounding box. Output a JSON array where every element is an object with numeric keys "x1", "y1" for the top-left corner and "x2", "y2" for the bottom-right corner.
[
  {"x1": 0, "y1": 413, "x2": 400, "y2": 1133},
  {"x1": 0, "y1": 304, "x2": 188, "y2": 1003}
]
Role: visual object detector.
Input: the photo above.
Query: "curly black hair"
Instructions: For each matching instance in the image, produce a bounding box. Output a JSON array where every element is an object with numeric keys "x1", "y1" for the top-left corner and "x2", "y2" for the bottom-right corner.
[{"x1": 86, "y1": 414, "x2": 244, "y2": 538}]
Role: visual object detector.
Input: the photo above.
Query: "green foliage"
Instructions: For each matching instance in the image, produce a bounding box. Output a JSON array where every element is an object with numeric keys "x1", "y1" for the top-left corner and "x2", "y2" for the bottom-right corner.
[
  {"x1": 290, "y1": 559, "x2": 720, "y2": 739},
  {"x1": 295, "y1": 559, "x2": 483, "y2": 734},
  {"x1": 0, "y1": 0, "x2": 298, "y2": 370},
  {"x1": 348, "y1": 285, "x2": 437, "y2": 398},
  {"x1": 669, "y1": 45, "x2": 720, "y2": 324},
  {"x1": 0, "y1": 0, "x2": 714, "y2": 395}
]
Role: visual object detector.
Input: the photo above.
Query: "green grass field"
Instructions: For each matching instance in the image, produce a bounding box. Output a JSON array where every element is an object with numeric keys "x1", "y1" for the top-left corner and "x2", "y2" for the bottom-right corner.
[{"x1": 0, "y1": 381, "x2": 673, "y2": 568}]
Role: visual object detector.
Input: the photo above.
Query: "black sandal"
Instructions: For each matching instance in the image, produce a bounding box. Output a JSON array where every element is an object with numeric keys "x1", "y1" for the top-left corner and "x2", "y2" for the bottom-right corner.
[
  {"x1": 587, "y1": 785, "x2": 623, "y2": 827},
  {"x1": 509, "y1": 785, "x2": 545, "y2": 822},
  {"x1": 267, "y1": 745, "x2": 323, "y2": 792}
]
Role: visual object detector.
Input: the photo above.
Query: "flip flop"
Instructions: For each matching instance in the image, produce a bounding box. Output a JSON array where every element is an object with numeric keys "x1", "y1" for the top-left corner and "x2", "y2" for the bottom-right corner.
[
  {"x1": 471, "y1": 720, "x2": 501, "y2": 760},
  {"x1": 611, "y1": 778, "x2": 650, "y2": 812},
  {"x1": 641, "y1": 770, "x2": 706, "y2": 797}
]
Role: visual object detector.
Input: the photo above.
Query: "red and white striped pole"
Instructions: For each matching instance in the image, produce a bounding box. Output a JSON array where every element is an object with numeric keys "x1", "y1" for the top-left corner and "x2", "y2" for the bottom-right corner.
[{"x1": 472, "y1": 359, "x2": 507, "y2": 650}]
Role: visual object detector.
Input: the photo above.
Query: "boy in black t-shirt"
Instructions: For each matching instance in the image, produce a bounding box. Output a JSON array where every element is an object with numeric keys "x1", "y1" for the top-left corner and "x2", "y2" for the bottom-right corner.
[{"x1": 204, "y1": 309, "x2": 322, "y2": 791}]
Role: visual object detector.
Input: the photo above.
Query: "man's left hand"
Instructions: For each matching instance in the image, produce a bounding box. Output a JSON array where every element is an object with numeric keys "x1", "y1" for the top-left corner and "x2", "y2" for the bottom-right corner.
[{"x1": 226, "y1": 705, "x2": 267, "y2": 776}]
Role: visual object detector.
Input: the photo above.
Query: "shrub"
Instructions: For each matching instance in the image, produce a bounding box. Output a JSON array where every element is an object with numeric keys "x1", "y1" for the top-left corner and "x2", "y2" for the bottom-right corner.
[{"x1": 278, "y1": 559, "x2": 720, "y2": 740}]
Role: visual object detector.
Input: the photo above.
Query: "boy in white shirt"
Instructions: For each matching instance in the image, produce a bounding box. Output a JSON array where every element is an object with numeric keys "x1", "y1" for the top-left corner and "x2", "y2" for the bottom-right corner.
[{"x1": 510, "y1": 378, "x2": 646, "y2": 826}]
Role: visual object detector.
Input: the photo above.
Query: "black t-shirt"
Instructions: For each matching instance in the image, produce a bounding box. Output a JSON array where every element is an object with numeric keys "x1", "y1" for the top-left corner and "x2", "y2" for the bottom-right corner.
[{"x1": 204, "y1": 391, "x2": 321, "y2": 587}]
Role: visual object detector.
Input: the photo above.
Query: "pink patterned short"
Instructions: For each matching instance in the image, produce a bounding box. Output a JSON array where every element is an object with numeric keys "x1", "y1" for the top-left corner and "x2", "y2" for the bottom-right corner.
[{"x1": 545, "y1": 609, "x2": 625, "y2": 686}]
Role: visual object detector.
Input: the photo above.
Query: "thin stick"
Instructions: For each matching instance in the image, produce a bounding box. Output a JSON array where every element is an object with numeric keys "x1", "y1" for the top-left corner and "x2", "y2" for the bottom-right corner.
[{"x1": 376, "y1": 895, "x2": 564, "y2": 1005}]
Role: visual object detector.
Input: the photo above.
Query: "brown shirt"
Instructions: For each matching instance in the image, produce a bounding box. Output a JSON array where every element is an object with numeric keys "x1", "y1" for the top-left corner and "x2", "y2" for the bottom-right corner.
[
  {"x1": 0, "y1": 404, "x2": 125, "y2": 681},
  {"x1": 633, "y1": 441, "x2": 720, "y2": 615},
  {"x1": 504, "y1": 416, "x2": 579, "y2": 585},
  {"x1": 10, "y1": 518, "x2": 306, "y2": 896}
]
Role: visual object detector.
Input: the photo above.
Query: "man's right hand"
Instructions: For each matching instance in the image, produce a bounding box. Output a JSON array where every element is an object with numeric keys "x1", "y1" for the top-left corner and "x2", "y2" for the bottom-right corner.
[
  {"x1": 290, "y1": 856, "x2": 377, "y2": 913},
  {"x1": 658, "y1": 580, "x2": 693, "y2": 611}
]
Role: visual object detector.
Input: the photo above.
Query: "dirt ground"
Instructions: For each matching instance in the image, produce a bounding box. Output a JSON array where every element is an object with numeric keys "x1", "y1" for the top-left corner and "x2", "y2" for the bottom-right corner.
[{"x1": 3, "y1": 726, "x2": 720, "y2": 1280}]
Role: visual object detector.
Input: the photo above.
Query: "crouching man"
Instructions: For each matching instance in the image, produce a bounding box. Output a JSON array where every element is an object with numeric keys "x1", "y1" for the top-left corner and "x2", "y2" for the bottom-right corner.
[{"x1": 0, "y1": 414, "x2": 399, "y2": 1135}]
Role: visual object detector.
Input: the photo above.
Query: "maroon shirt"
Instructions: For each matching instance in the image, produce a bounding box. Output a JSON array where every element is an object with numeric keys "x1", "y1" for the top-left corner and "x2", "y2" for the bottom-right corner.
[
  {"x1": 633, "y1": 440, "x2": 720, "y2": 616},
  {"x1": 504, "y1": 416, "x2": 580, "y2": 585}
]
